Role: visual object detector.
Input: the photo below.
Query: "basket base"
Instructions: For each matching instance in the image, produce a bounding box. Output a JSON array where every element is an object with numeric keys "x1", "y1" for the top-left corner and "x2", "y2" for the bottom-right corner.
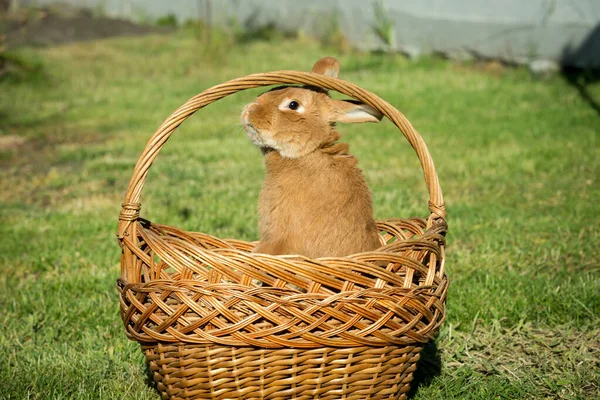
[{"x1": 142, "y1": 343, "x2": 421, "y2": 400}]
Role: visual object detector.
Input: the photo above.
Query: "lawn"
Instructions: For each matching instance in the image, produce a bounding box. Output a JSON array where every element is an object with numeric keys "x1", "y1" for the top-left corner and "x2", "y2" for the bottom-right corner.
[{"x1": 1, "y1": 27, "x2": 599, "y2": 399}]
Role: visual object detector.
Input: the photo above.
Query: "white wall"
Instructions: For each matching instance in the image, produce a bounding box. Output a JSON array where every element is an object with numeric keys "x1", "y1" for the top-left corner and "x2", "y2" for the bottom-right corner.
[{"x1": 18, "y1": 0, "x2": 600, "y2": 68}]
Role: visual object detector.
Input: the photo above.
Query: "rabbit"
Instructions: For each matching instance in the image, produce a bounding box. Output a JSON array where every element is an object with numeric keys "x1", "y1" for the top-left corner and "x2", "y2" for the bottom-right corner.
[{"x1": 241, "y1": 57, "x2": 383, "y2": 258}]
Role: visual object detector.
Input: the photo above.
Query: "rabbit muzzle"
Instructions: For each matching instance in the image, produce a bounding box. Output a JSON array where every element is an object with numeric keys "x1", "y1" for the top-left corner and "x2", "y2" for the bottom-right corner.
[{"x1": 241, "y1": 102, "x2": 272, "y2": 150}]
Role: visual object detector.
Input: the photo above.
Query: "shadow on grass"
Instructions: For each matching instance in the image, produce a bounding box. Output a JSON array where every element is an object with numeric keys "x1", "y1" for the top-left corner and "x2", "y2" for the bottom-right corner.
[
  {"x1": 560, "y1": 23, "x2": 600, "y2": 117},
  {"x1": 144, "y1": 361, "x2": 160, "y2": 395},
  {"x1": 408, "y1": 340, "x2": 442, "y2": 398},
  {"x1": 561, "y1": 66, "x2": 600, "y2": 116}
]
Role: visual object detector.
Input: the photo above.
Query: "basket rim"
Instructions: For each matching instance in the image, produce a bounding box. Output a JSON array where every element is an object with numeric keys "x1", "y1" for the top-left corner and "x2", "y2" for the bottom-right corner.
[
  {"x1": 119, "y1": 215, "x2": 447, "y2": 283},
  {"x1": 117, "y1": 216, "x2": 448, "y2": 347}
]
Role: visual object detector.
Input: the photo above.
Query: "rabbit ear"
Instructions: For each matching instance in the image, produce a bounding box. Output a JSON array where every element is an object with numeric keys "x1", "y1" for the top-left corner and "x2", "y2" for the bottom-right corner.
[
  {"x1": 330, "y1": 100, "x2": 384, "y2": 123},
  {"x1": 312, "y1": 57, "x2": 341, "y2": 78}
]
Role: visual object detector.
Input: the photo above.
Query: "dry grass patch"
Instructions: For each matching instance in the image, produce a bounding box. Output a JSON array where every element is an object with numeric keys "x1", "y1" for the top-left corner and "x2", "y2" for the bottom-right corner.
[{"x1": 442, "y1": 321, "x2": 600, "y2": 399}]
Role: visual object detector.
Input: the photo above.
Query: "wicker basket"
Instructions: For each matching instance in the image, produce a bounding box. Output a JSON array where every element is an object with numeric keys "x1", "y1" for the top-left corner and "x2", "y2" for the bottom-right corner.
[{"x1": 116, "y1": 70, "x2": 448, "y2": 400}]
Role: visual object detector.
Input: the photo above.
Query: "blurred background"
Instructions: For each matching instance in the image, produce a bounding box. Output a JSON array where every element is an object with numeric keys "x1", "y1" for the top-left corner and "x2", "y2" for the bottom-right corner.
[
  {"x1": 1, "y1": 1, "x2": 598, "y2": 400},
  {"x1": 3, "y1": 0, "x2": 600, "y2": 69}
]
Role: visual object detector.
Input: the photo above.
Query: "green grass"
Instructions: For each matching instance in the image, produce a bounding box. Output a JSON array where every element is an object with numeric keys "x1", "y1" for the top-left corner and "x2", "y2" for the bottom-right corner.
[{"x1": 1, "y1": 30, "x2": 599, "y2": 399}]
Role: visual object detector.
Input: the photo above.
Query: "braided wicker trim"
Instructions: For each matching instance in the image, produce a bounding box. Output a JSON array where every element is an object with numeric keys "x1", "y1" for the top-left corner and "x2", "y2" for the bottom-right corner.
[{"x1": 118, "y1": 218, "x2": 447, "y2": 348}]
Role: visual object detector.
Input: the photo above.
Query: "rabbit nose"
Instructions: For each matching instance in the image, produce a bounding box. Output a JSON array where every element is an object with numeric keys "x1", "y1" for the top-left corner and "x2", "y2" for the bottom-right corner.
[
  {"x1": 242, "y1": 103, "x2": 255, "y2": 118},
  {"x1": 242, "y1": 103, "x2": 257, "y2": 124}
]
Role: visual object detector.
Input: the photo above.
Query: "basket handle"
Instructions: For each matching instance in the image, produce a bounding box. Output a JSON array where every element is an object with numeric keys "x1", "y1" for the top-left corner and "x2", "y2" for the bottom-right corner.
[{"x1": 117, "y1": 71, "x2": 445, "y2": 239}]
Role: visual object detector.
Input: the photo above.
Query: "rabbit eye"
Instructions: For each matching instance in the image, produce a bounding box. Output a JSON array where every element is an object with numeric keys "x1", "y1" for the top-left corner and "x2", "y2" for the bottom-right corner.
[{"x1": 288, "y1": 101, "x2": 300, "y2": 110}]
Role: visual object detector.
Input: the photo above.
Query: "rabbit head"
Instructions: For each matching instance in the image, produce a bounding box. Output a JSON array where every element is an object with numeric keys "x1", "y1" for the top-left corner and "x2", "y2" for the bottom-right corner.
[{"x1": 241, "y1": 57, "x2": 383, "y2": 158}]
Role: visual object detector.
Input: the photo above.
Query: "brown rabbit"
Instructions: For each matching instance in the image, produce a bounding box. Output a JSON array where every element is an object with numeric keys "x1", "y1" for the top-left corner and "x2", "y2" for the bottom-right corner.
[{"x1": 241, "y1": 57, "x2": 383, "y2": 258}]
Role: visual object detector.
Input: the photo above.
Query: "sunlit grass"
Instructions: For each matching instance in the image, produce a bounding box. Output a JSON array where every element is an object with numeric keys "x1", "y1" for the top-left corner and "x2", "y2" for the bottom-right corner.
[{"x1": 1, "y1": 30, "x2": 599, "y2": 399}]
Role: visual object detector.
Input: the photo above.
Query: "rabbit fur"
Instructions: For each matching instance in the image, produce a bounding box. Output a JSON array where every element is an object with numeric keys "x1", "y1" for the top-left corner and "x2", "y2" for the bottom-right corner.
[{"x1": 241, "y1": 57, "x2": 383, "y2": 258}]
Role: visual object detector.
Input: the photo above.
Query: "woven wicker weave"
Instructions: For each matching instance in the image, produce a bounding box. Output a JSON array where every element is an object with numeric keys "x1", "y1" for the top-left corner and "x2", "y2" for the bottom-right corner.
[{"x1": 117, "y1": 70, "x2": 448, "y2": 400}]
